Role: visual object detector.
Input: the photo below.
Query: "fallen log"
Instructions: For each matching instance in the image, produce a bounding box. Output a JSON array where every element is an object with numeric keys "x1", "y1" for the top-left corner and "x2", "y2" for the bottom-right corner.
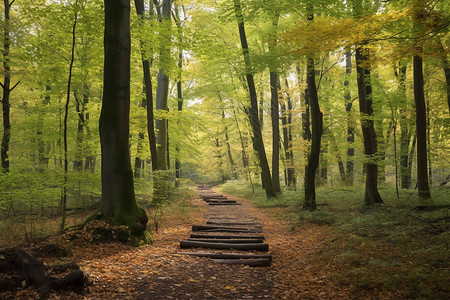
[
  {"x1": 0, "y1": 248, "x2": 88, "y2": 299},
  {"x1": 179, "y1": 240, "x2": 269, "y2": 251},
  {"x1": 175, "y1": 252, "x2": 272, "y2": 260},
  {"x1": 189, "y1": 234, "x2": 265, "y2": 239},
  {"x1": 213, "y1": 258, "x2": 271, "y2": 267},
  {"x1": 187, "y1": 238, "x2": 264, "y2": 243}
]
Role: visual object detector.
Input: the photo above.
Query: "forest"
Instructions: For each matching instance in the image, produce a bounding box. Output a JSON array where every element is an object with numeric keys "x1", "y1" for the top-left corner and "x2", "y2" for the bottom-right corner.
[{"x1": 0, "y1": 0, "x2": 449, "y2": 299}]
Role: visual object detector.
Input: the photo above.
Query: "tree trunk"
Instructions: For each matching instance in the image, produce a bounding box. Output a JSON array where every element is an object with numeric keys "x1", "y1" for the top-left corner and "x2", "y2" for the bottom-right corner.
[
  {"x1": 396, "y1": 62, "x2": 412, "y2": 189},
  {"x1": 174, "y1": 5, "x2": 183, "y2": 186},
  {"x1": 135, "y1": 0, "x2": 158, "y2": 171},
  {"x1": 233, "y1": 0, "x2": 275, "y2": 198},
  {"x1": 269, "y1": 12, "x2": 281, "y2": 194},
  {"x1": 304, "y1": 55, "x2": 322, "y2": 211},
  {"x1": 281, "y1": 79, "x2": 296, "y2": 187},
  {"x1": 1, "y1": 0, "x2": 13, "y2": 173},
  {"x1": 353, "y1": 0, "x2": 383, "y2": 205},
  {"x1": 222, "y1": 110, "x2": 237, "y2": 179},
  {"x1": 355, "y1": 45, "x2": 383, "y2": 205},
  {"x1": 155, "y1": 0, "x2": 172, "y2": 171},
  {"x1": 344, "y1": 49, "x2": 354, "y2": 185},
  {"x1": 36, "y1": 85, "x2": 51, "y2": 172},
  {"x1": 413, "y1": 53, "x2": 431, "y2": 198},
  {"x1": 99, "y1": 0, "x2": 150, "y2": 241}
]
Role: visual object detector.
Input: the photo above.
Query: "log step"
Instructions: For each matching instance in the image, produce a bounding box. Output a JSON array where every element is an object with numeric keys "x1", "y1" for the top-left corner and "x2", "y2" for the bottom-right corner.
[
  {"x1": 189, "y1": 234, "x2": 265, "y2": 240},
  {"x1": 208, "y1": 203, "x2": 241, "y2": 206},
  {"x1": 213, "y1": 258, "x2": 271, "y2": 267},
  {"x1": 179, "y1": 240, "x2": 269, "y2": 251},
  {"x1": 187, "y1": 238, "x2": 264, "y2": 243},
  {"x1": 206, "y1": 221, "x2": 260, "y2": 226},
  {"x1": 192, "y1": 225, "x2": 262, "y2": 233},
  {"x1": 175, "y1": 252, "x2": 272, "y2": 260},
  {"x1": 204, "y1": 200, "x2": 236, "y2": 203}
]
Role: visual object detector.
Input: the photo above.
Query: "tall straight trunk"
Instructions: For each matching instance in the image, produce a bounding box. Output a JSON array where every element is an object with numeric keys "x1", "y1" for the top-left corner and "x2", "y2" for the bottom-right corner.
[
  {"x1": 135, "y1": 0, "x2": 158, "y2": 170},
  {"x1": 344, "y1": 49, "x2": 355, "y2": 185},
  {"x1": 413, "y1": 53, "x2": 431, "y2": 198},
  {"x1": 355, "y1": 46, "x2": 383, "y2": 204},
  {"x1": 269, "y1": 12, "x2": 281, "y2": 193},
  {"x1": 233, "y1": 0, "x2": 274, "y2": 198},
  {"x1": 1, "y1": 0, "x2": 15, "y2": 173},
  {"x1": 233, "y1": 110, "x2": 254, "y2": 192},
  {"x1": 281, "y1": 78, "x2": 295, "y2": 187},
  {"x1": 270, "y1": 72, "x2": 280, "y2": 193},
  {"x1": 215, "y1": 137, "x2": 225, "y2": 182},
  {"x1": 396, "y1": 62, "x2": 412, "y2": 189},
  {"x1": 99, "y1": 0, "x2": 149, "y2": 240},
  {"x1": 353, "y1": 0, "x2": 382, "y2": 205},
  {"x1": 222, "y1": 110, "x2": 237, "y2": 179},
  {"x1": 73, "y1": 91, "x2": 86, "y2": 171},
  {"x1": 175, "y1": 5, "x2": 183, "y2": 186},
  {"x1": 155, "y1": 0, "x2": 172, "y2": 170},
  {"x1": 61, "y1": 7, "x2": 78, "y2": 231},
  {"x1": 304, "y1": 54, "x2": 322, "y2": 210}
]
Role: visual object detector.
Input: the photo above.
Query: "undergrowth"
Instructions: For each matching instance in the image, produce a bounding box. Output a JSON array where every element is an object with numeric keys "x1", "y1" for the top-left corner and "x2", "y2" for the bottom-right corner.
[{"x1": 220, "y1": 180, "x2": 450, "y2": 299}]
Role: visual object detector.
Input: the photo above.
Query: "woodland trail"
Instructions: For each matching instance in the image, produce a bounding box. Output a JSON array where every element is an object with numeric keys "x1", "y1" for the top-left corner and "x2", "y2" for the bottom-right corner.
[{"x1": 2, "y1": 187, "x2": 357, "y2": 299}]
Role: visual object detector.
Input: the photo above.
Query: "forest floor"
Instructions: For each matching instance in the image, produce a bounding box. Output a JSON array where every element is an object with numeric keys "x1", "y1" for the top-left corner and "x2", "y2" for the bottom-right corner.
[{"x1": 1, "y1": 186, "x2": 448, "y2": 299}]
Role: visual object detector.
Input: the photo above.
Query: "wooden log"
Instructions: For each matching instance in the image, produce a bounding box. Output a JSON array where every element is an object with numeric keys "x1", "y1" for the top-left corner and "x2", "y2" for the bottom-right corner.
[
  {"x1": 190, "y1": 234, "x2": 265, "y2": 239},
  {"x1": 175, "y1": 252, "x2": 272, "y2": 260},
  {"x1": 204, "y1": 200, "x2": 236, "y2": 203},
  {"x1": 206, "y1": 221, "x2": 260, "y2": 226},
  {"x1": 187, "y1": 238, "x2": 264, "y2": 243},
  {"x1": 201, "y1": 195, "x2": 225, "y2": 199},
  {"x1": 213, "y1": 258, "x2": 271, "y2": 267},
  {"x1": 179, "y1": 240, "x2": 269, "y2": 251},
  {"x1": 192, "y1": 225, "x2": 262, "y2": 233},
  {"x1": 208, "y1": 203, "x2": 241, "y2": 206}
]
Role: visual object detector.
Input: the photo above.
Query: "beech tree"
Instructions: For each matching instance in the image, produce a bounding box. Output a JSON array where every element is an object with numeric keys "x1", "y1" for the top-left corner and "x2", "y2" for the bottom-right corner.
[{"x1": 99, "y1": 0, "x2": 151, "y2": 242}]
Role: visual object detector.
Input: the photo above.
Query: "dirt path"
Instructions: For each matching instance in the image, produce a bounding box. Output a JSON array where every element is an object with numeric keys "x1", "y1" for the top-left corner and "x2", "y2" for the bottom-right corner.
[{"x1": 1, "y1": 189, "x2": 353, "y2": 299}]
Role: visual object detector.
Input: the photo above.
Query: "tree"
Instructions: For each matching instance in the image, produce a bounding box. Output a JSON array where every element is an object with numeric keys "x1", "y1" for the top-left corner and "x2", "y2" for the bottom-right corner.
[
  {"x1": 99, "y1": 0, "x2": 151, "y2": 242},
  {"x1": 233, "y1": 0, "x2": 275, "y2": 198},
  {"x1": 1, "y1": 0, "x2": 20, "y2": 173},
  {"x1": 303, "y1": 4, "x2": 323, "y2": 211},
  {"x1": 155, "y1": 0, "x2": 172, "y2": 171},
  {"x1": 353, "y1": 0, "x2": 383, "y2": 205},
  {"x1": 412, "y1": 2, "x2": 431, "y2": 199}
]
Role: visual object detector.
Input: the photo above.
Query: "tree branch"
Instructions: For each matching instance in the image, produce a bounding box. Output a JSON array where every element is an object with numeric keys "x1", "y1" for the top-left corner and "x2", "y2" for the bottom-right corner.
[{"x1": 10, "y1": 81, "x2": 21, "y2": 92}]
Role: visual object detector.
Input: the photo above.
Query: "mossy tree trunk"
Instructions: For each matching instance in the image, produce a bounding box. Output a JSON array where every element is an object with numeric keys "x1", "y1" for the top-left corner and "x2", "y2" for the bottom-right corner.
[{"x1": 99, "y1": 0, "x2": 150, "y2": 242}]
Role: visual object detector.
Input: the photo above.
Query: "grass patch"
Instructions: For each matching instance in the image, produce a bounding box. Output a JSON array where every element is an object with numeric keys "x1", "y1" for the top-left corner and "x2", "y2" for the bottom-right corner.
[{"x1": 220, "y1": 180, "x2": 450, "y2": 298}]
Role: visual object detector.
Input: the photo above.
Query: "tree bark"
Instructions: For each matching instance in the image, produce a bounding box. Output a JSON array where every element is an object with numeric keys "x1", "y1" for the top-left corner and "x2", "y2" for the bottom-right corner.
[
  {"x1": 233, "y1": 0, "x2": 275, "y2": 198},
  {"x1": 155, "y1": 0, "x2": 172, "y2": 170},
  {"x1": 396, "y1": 62, "x2": 412, "y2": 189},
  {"x1": 303, "y1": 6, "x2": 322, "y2": 211},
  {"x1": 281, "y1": 79, "x2": 296, "y2": 187},
  {"x1": 344, "y1": 49, "x2": 354, "y2": 185},
  {"x1": 269, "y1": 12, "x2": 281, "y2": 194},
  {"x1": 99, "y1": 0, "x2": 150, "y2": 241},
  {"x1": 1, "y1": 0, "x2": 13, "y2": 173},
  {"x1": 413, "y1": 53, "x2": 431, "y2": 198},
  {"x1": 353, "y1": 0, "x2": 383, "y2": 205}
]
